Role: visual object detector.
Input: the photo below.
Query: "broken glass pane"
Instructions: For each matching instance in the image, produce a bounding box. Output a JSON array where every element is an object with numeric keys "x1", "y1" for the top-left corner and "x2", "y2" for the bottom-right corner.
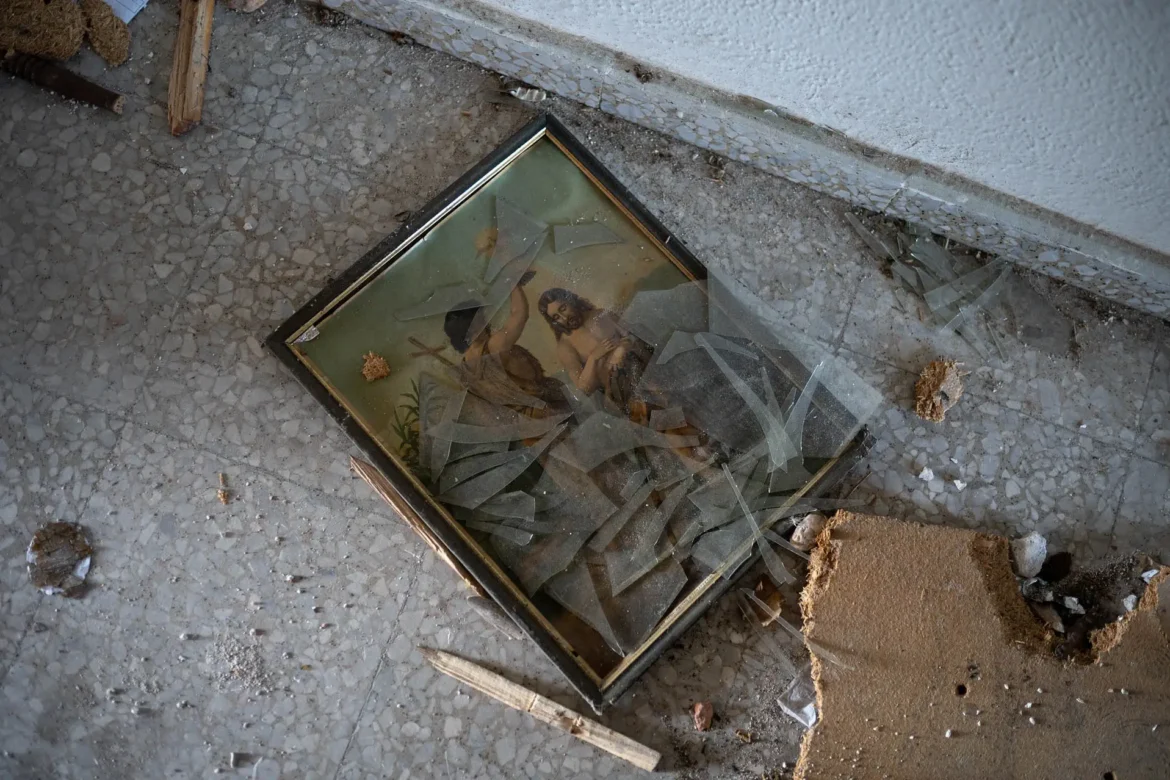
[
  {"x1": 690, "y1": 517, "x2": 753, "y2": 575},
  {"x1": 723, "y1": 464, "x2": 794, "y2": 585},
  {"x1": 477, "y1": 491, "x2": 536, "y2": 522},
  {"x1": 552, "y1": 222, "x2": 622, "y2": 253},
  {"x1": 620, "y1": 469, "x2": 651, "y2": 499},
  {"x1": 428, "y1": 409, "x2": 571, "y2": 444},
  {"x1": 588, "y1": 480, "x2": 656, "y2": 553},
  {"x1": 777, "y1": 663, "x2": 818, "y2": 728},
  {"x1": 605, "y1": 481, "x2": 692, "y2": 594},
  {"x1": 485, "y1": 197, "x2": 547, "y2": 281},
  {"x1": 696, "y1": 334, "x2": 796, "y2": 470},
  {"x1": 544, "y1": 558, "x2": 624, "y2": 654},
  {"x1": 465, "y1": 518, "x2": 535, "y2": 546},
  {"x1": 395, "y1": 283, "x2": 484, "y2": 322},
  {"x1": 597, "y1": 553, "x2": 688, "y2": 654},
  {"x1": 843, "y1": 212, "x2": 896, "y2": 261},
  {"x1": 438, "y1": 447, "x2": 530, "y2": 494},
  {"x1": 619, "y1": 283, "x2": 709, "y2": 348},
  {"x1": 438, "y1": 424, "x2": 565, "y2": 508},
  {"x1": 427, "y1": 388, "x2": 468, "y2": 478},
  {"x1": 649, "y1": 407, "x2": 687, "y2": 431},
  {"x1": 552, "y1": 411, "x2": 699, "y2": 471}
]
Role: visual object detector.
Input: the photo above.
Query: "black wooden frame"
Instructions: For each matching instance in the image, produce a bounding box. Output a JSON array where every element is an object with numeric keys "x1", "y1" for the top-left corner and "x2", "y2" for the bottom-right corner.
[{"x1": 267, "y1": 113, "x2": 868, "y2": 711}]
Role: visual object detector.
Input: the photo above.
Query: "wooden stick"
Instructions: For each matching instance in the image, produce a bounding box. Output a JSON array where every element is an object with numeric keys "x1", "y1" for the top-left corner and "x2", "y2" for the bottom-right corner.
[
  {"x1": 2, "y1": 50, "x2": 125, "y2": 114},
  {"x1": 350, "y1": 457, "x2": 486, "y2": 598},
  {"x1": 168, "y1": 0, "x2": 216, "y2": 135},
  {"x1": 420, "y1": 648, "x2": 661, "y2": 772}
]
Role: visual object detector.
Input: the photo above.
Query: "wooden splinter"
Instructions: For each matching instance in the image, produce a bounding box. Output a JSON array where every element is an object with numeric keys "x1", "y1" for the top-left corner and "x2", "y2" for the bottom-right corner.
[
  {"x1": 168, "y1": 0, "x2": 216, "y2": 135},
  {"x1": 350, "y1": 457, "x2": 486, "y2": 598},
  {"x1": 421, "y1": 648, "x2": 661, "y2": 772},
  {"x1": 2, "y1": 50, "x2": 125, "y2": 114}
]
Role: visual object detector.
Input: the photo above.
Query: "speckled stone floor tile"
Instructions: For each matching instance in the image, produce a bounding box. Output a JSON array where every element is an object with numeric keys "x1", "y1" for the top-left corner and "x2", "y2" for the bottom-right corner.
[
  {"x1": 2, "y1": 3, "x2": 1169, "y2": 778},
  {"x1": 843, "y1": 265, "x2": 1163, "y2": 453},
  {"x1": 0, "y1": 375, "x2": 123, "y2": 681},
  {"x1": 1111, "y1": 456, "x2": 1170, "y2": 563},
  {"x1": 838, "y1": 349, "x2": 1129, "y2": 560},
  {"x1": 1139, "y1": 340, "x2": 1170, "y2": 465},
  {"x1": 0, "y1": 423, "x2": 418, "y2": 778}
]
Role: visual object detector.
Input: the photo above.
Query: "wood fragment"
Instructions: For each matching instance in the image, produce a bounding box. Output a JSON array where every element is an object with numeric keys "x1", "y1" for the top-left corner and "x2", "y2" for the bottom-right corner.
[
  {"x1": 167, "y1": 0, "x2": 216, "y2": 136},
  {"x1": 350, "y1": 457, "x2": 486, "y2": 597},
  {"x1": 421, "y1": 648, "x2": 661, "y2": 772},
  {"x1": 2, "y1": 50, "x2": 125, "y2": 114}
]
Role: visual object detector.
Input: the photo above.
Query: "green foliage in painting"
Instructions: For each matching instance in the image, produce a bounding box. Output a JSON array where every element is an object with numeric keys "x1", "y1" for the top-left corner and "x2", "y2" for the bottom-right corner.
[{"x1": 389, "y1": 380, "x2": 424, "y2": 477}]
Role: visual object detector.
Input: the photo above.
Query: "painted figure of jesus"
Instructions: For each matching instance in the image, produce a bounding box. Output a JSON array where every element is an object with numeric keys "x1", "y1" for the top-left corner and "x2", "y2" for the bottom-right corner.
[{"x1": 537, "y1": 287, "x2": 652, "y2": 412}]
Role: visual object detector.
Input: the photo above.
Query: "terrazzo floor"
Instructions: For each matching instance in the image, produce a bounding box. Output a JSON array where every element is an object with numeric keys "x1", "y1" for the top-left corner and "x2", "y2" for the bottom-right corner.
[{"x1": 2, "y1": 3, "x2": 1169, "y2": 778}]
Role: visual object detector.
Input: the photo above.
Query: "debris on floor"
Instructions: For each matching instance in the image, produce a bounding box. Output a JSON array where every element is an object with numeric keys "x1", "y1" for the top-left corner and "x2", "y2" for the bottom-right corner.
[
  {"x1": 2, "y1": 49, "x2": 126, "y2": 113},
  {"x1": 750, "y1": 575, "x2": 785, "y2": 625},
  {"x1": 796, "y1": 511, "x2": 1170, "y2": 780},
  {"x1": 361, "y1": 351, "x2": 391, "y2": 382},
  {"x1": 691, "y1": 700, "x2": 714, "y2": 731},
  {"x1": 1, "y1": 0, "x2": 129, "y2": 65},
  {"x1": 1, "y1": 0, "x2": 86, "y2": 61},
  {"x1": 216, "y1": 472, "x2": 231, "y2": 505},
  {"x1": 1011, "y1": 530, "x2": 1047, "y2": 577},
  {"x1": 80, "y1": 0, "x2": 130, "y2": 66},
  {"x1": 420, "y1": 647, "x2": 661, "y2": 771},
  {"x1": 913, "y1": 358, "x2": 965, "y2": 423},
  {"x1": 846, "y1": 212, "x2": 1074, "y2": 359},
  {"x1": 27, "y1": 522, "x2": 93, "y2": 596},
  {"x1": 789, "y1": 513, "x2": 827, "y2": 552}
]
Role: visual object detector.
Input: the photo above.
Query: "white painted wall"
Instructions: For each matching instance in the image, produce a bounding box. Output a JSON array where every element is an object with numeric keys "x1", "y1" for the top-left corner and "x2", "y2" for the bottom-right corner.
[{"x1": 478, "y1": 0, "x2": 1170, "y2": 254}]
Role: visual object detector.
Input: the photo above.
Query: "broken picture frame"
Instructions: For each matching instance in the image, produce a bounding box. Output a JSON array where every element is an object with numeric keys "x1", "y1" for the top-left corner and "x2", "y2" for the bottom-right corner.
[{"x1": 268, "y1": 114, "x2": 879, "y2": 711}]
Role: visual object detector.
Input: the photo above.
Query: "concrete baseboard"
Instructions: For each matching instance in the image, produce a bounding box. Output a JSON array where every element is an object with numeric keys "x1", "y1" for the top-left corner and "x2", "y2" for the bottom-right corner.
[{"x1": 328, "y1": 0, "x2": 1170, "y2": 319}]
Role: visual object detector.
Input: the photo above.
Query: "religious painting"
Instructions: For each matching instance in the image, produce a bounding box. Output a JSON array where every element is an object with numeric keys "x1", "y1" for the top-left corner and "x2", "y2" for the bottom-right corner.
[{"x1": 269, "y1": 115, "x2": 878, "y2": 709}]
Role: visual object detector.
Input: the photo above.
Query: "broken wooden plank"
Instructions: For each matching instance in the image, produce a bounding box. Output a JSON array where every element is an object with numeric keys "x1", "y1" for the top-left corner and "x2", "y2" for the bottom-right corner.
[
  {"x1": 421, "y1": 648, "x2": 661, "y2": 772},
  {"x1": 167, "y1": 0, "x2": 215, "y2": 135}
]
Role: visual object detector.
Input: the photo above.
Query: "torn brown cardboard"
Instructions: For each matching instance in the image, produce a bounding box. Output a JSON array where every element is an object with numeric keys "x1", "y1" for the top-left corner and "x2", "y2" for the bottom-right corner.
[{"x1": 797, "y1": 511, "x2": 1170, "y2": 780}]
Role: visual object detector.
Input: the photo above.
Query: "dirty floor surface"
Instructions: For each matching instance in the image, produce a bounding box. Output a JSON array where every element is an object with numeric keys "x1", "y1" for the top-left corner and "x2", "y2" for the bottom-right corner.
[{"x1": 2, "y1": 3, "x2": 1169, "y2": 778}]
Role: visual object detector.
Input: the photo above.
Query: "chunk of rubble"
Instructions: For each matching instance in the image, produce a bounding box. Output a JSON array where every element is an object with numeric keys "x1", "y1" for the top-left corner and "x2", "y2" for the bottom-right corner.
[
  {"x1": 1011, "y1": 531, "x2": 1047, "y2": 578},
  {"x1": 914, "y1": 359, "x2": 965, "y2": 423},
  {"x1": 690, "y1": 701, "x2": 713, "y2": 732},
  {"x1": 790, "y1": 512, "x2": 827, "y2": 552}
]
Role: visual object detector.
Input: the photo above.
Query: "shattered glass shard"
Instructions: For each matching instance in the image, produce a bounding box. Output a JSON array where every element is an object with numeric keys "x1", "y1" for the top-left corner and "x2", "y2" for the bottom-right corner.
[
  {"x1": 465, "y1": 518, "x2": 535, "y2": 546},
  {"x1": 438, "y1": 424, "x2": 565, "y2": 508},
  {"x1": 588, "y1": 480, "x2": 656, "y2": 553},
  {"x1": 695, "y1": 333, "x2": 796, "y2": 470},
  {"x1": 619, "y1": 283, "x2": 709, "y2": 347},
  {"x1": 544, "y1": 558, "x2": 624, "y2": 654},
  {"x1": 476, "y1": 491, "x2": 537, "y2": 522},
  {"x1": 428, "y1": 409, "x2": 571, "y2": 444},
  {"x1": 723, "y1": 464, "x2": 794, "y2": 585},
  {"x1": 552, "y1": 412, "x2": 699, "y2": 471},
  {"x1": 395, "y1": 283, "x2": 484, "y2": 321},
  {"x1": 843, "y1": 212, "x2": 896, "y2": 261},
  {"x1": 428, "y1": 388, "x2": 468, "y2": 478},
  {"x1": 552, "y1": 222, "x2": 622, "y2": 253},
  {"x1": 485, "y1": 197, "x2": 547, "y2": 281}
]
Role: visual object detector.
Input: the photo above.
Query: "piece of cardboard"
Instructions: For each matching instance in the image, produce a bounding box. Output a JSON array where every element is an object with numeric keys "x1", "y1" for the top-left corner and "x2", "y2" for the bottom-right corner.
[{"x1": 798, "y1": 512, "x2": 1170, "y2": 780}]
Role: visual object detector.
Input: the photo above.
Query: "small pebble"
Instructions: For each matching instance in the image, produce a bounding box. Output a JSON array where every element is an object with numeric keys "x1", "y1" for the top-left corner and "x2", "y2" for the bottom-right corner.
[
  {"x1": 180, "y1": 633, "x2": 193, "y2": 640},
  {"x1": 176, "y1": 701, "x2": 188, "y2": 709},
  {"x1": 1028, "y1": 717, "x2": 1036, "y2": 725},
  {"x1": 944, "y1": 729, "x2": 952, "y2": 738},
  {"x1": 1025, "y1": 702, "x2": 1033, "y2": 709}
]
